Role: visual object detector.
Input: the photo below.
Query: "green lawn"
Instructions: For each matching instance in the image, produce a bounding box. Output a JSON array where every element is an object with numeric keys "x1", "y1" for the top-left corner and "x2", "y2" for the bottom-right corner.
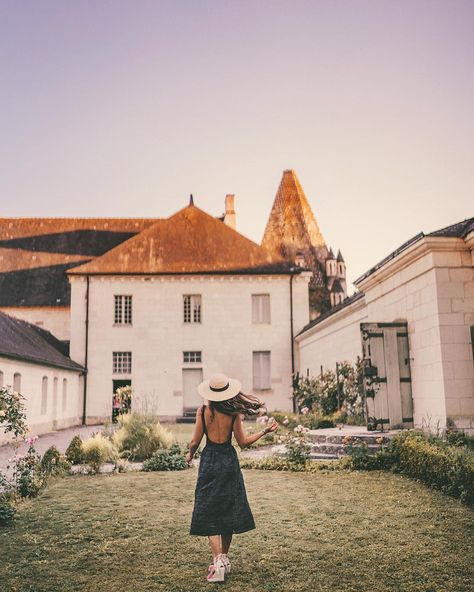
[{"x1": 1, "y1": 470, "x2": 473, "y2": 592}]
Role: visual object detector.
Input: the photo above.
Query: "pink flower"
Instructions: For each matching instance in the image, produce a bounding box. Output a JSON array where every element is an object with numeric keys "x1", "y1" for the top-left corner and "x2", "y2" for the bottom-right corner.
[
  {"x1": 301, "y1": 407, "x2": 309, "y2": 415},
  {"x1": 282, "y1": 417, "x2": 289, "y2": 425}
]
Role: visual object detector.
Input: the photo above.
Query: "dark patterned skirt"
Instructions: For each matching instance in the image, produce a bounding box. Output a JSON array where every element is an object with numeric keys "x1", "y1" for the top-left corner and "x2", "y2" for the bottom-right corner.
[{"x1": 190, "y1": 440, "x2": 256, "y2": 536}]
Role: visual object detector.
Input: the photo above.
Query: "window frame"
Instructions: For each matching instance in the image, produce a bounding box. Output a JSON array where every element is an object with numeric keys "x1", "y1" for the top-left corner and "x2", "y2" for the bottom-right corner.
[
  {"x1": 183, "y1": 351, "x2": 202, "y2": 363},
  {"x1": 114, "y1": 295, "x2": 133, "y2": 326},
  {"x1": 112, "y1": 351, "x2": 132, "y2": 374},
  {"x1": 183, "y1": 294, "x2": 202, "y2": 324}
]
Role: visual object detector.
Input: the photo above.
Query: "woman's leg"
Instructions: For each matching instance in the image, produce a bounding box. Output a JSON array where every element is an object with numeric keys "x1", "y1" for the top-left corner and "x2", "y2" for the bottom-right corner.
[
  {"x1": 208, "y1": 535, "x2": 222, "y2": 558},
  {"x1": 221, "y1": 533, "x2": 233, "y2": 554}
]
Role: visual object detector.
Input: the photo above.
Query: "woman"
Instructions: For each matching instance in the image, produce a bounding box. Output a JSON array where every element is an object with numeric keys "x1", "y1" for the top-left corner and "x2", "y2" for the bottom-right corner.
[{"x1": 186, "y1": 373, "x2": 278, "y2": 583}]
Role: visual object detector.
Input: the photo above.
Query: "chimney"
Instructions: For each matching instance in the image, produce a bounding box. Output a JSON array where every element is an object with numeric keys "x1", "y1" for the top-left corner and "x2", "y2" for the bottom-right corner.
[{"x1": 223, "y1": 194, "x2": 236, "y2": 230}]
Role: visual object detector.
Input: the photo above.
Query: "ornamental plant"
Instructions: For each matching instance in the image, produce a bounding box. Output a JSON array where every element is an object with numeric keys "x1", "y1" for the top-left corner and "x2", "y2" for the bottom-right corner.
[
  {"x1": 277, "y1": 425, "x2": 311, "y2": 464},
  {"x1": 0, "y1": 385, "x2": 29, "y2": 438}
]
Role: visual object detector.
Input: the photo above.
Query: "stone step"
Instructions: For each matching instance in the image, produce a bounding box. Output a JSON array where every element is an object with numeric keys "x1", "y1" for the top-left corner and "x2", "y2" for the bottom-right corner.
[
  {"x1": 307, "y1": 432, "x2": 392, "y2": 445},
  {"x1": 271, "y1": 445, "x2": 340, "y2": 461}
]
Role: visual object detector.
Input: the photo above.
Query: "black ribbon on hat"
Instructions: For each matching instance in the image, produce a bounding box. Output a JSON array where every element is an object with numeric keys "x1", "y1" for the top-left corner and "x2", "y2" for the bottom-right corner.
[{"x1": 210, "y1": 383, "x2": 229, "y2": 392}]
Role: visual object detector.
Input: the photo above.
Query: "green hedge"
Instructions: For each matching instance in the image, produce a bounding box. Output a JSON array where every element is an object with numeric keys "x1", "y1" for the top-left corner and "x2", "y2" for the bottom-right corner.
[{"x1": 242, "y1": 430, "x2": 474, "y2": 507}]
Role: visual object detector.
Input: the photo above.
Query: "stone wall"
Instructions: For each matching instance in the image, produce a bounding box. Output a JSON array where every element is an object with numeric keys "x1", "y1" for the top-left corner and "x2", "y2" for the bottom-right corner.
[{"x1": 0, "y1": 306, "x2": 71, "y2": 341}]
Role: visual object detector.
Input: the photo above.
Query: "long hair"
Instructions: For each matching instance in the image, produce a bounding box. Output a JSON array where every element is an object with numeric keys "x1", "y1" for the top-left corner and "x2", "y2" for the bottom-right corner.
[{"x1": 209, "y1": 392, "x2": 265, "y2": 418}]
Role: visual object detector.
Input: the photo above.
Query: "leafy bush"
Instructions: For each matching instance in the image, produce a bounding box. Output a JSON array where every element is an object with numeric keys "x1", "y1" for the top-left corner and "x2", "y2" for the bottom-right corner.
[
  {"x1": 389, "y1": 431, "x2": 474, "y2": 506},
  {"x1": 446, "y1": 430, "x2": 474, "y2": 451},
  {"x1": 112, "y1": 413, "x2": 174, "y2": 461},
  {"x1": 40, "y1": 446, "x2": 70, "y2": 476},
  {"x1": 82, "y1": 433, "x2": 119, "y2": 473},
  {"x1": 0, "y1": 497, "x2": 16, "y2": 526},
  {"x1": 142, "y1": 443, "x2": 187, "y2": 471},
  {"x1": 65, "y1": 435, "x2": 84, "y2": 465},
  {"x1": 270, "y1": 411, "x2": 335, "y2": 430},
  {"x1": 239, "y1": 455, "x2": 347, "y2": 472}
]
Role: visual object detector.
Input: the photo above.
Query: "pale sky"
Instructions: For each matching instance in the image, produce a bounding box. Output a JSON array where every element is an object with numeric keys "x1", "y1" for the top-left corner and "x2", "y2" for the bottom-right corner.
[{"x1": 0, "y1": 0, "x2": 472, "y2": 287}]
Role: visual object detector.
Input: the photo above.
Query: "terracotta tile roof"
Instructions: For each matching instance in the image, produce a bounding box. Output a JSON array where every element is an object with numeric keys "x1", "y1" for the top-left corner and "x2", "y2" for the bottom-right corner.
[
  {"x1": 0, "y1": 311, "x2": 84, "y2": 372},
  {"x1": 0, "y1": 217, "x2": 156, "y2": 240},
  {"x1": 68, "y1": 205, "x2": 295, "y2": 275},
  {"x1": 0, "y1": 248, "x2": 87, "y2": 272}
]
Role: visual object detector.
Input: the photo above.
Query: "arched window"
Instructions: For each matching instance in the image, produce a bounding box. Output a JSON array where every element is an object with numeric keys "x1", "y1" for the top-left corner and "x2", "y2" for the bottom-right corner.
[
  {"x1": 13, "y1": 373, "x2": 21, "y2": 394},
  {"x1": 62, "y1": 379, "x2": 67, "y2": 412},
  {"x1": 41, "y1": 376, "x2": 48, "y2": 415}
]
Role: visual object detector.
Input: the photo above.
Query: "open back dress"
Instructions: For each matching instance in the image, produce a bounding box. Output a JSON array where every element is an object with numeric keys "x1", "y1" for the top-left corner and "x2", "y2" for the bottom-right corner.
[{"x1": 189, "y1": 405, "x2": 256, "y2": 536}]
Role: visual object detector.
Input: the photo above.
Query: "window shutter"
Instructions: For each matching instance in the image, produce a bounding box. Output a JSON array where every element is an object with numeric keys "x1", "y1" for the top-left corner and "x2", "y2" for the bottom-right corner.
[
  {"x1": 262, "y1": 295, "x2": 270, "y2": 323},
  {"x1": 253, "y1": 352, "x2": 261, "y2": 390},
  {"x1": 262, "y1": 352, "x2": 271, "y2": 388}
]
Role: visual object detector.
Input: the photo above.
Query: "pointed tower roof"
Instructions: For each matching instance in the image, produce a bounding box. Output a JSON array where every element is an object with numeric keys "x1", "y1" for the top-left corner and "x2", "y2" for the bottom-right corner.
[
  {"x1": 68, "y1": 204, "x2": 294, "y2": 276},
  {"x1": 336, "y1": 249, "x2": 344, "y2": 262},
  {"x1": 262, "y1": 170, "x2": 326, "y2": 259},
  {"x1": 327, "y1": 247, "x2": 335, "y2": 260},
  {"x1": 330, "y1": 278, "x2": 344, "y2": 293}
]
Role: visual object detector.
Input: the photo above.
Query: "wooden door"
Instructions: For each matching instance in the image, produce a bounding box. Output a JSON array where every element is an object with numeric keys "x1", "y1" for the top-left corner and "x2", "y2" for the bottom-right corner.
[
  {"x1": 182, "y1": 368, "x2": 203, "y2": 410},
  {"x1": 360, "y1": 322, "x2": 414, "y2": 430}
]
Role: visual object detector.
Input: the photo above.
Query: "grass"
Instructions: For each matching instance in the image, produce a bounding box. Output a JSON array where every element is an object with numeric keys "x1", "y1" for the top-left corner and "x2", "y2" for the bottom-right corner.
[{"x1": 1, "y1": 470, "x2": 473, "y2": 592}]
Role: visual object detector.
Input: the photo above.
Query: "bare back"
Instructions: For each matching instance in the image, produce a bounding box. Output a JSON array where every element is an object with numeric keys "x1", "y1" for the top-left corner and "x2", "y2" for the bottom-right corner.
[{"x1": 201, "y1": 405, "x2": 236, "y2": 444}]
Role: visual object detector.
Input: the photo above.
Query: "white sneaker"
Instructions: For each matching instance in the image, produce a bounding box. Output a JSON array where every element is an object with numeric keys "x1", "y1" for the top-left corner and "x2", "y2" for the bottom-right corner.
[
  {"x1": 207, "y1": 555, "x2": 226, "y2": 583},
  {"x1": 221, "y1": 553, "x2": 231, "y2": 574}
]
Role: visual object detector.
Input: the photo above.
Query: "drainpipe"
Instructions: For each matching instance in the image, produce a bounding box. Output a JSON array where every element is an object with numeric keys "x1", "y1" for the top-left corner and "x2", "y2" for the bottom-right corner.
[
  {"x1": 82, "y1": 276, "x2": 90, "y2": 425},
  {"x1": 290, "y1": 272, "x2": 296, "y2": 413}
]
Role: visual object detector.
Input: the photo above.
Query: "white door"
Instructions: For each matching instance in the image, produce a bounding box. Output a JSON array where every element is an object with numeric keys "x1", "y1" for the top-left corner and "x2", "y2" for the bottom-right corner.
[{"x1": 182, "y1": 368, "x2": 203, "y2": 410}]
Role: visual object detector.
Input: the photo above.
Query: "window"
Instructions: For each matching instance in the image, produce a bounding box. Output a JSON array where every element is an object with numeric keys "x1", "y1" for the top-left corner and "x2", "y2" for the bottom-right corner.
[
  {"x1": 113, "y1": 352, "x2": 132, "y2": 374},
  {"x1": 253, "y1": 351, "x2": 271, "y2": 390},
  {"x1": 183, "y1": 351, "x2": 202, "y2": 363},
  {"x1": 252, "y1": 294, "x2": 270, "y2": 323},
  {"x1": 183, "y1": 295, "x2": 202, "y2": 323},
  {"x1": 13, "y1": 372, "x2": 21, "y2": 394},
  {"x1": 41, "y1": 376, "x2": 48, "y2": 414},
  {"x1": 114, "y1": 295, "x2": 132, "y2": 325},
  {"x1": 62, "y1": 379, "x2": 67, "y2": 411}
]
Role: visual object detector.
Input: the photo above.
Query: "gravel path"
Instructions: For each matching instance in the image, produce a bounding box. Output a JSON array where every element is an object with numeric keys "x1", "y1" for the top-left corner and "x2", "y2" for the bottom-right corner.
[{"x1": 0, "y1": 424, "x2": 104, "y2": 472}]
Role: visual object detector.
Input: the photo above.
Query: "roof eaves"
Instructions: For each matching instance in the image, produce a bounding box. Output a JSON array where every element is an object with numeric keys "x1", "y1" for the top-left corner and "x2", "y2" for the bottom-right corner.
[
  {"x1": 0, "y1": 350, "x2": 85, "y2": 373},
  {"x1": 296, "y1": 291, "x2": 365, "y2": 336}
]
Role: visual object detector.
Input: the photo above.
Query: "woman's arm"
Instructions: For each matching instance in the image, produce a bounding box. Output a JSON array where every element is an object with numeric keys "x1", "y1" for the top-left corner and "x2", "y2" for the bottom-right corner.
[
  {"x1": 233, "y1": 414, "x2": 278, "y2": 448},
  {"x1": 185, "y1": 407, "x2": 205, "y2": 464}
]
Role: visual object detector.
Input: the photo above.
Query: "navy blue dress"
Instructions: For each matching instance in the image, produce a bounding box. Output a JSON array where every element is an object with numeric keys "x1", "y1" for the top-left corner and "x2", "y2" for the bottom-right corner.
[{"x1": 190, "y1": 406, "x2": 256, "y2": 536}]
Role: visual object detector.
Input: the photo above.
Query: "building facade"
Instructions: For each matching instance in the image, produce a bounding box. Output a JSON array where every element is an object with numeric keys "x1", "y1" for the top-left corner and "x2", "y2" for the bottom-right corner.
[{"x1": 297, "y1": 219, "x2": 474, "y2": 433}]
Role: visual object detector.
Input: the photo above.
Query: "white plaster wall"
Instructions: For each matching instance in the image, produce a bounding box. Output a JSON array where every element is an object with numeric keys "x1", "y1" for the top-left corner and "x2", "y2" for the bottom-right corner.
[
  {"x1": 297, "y1": 298, "x2": 367, "y2": 377},
  {"x1": 297, "y1": 238, "x2": 474, "y2": 433},
  {"x1": 69, "y1": 273, "x2": 310, "y2": 421},
  {"x1": 0, "y1": 307, "x2": 71, "y2": 341},
  {"x1": 0, "y1": 357, "x2": 83, "y2": 446}
]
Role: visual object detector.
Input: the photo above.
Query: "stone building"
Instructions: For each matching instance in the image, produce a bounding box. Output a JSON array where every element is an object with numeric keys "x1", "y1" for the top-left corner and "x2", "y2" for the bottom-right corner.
[
  {"x1": 0, "y1": 311, "x2": 84, "y2": 444},
  {"x1": 296, "y1": 218, "x2": 474, "y2": 434},
  {"x1": 262, "y1": 169, "x2": 347, "y2": 319}
]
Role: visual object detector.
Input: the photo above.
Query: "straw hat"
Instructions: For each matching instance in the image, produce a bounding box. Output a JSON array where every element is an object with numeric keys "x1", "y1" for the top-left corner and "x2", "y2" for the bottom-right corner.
[{"x1": 198, "y1": 373, "x2": 242, "y2": 402}]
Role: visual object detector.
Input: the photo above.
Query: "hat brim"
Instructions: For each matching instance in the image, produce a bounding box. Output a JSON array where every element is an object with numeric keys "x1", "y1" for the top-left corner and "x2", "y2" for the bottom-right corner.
[{"x1": 197, "y1": 377, "x2": 242, "y2": 402}]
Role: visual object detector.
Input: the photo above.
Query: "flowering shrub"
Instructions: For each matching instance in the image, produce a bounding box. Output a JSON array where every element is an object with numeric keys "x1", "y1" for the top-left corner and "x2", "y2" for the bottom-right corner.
[
  {"x1": 9, "y1": 439, "x2": 47, "y2": 498},
  {"x1": 293, "y1": 358, "x2": 365, "y2": 417},
  {"x1": 271, "y1": 411, "x2": 335, "y2": 430},
  {"x1": 0, "y1": 385, "x2": 28, "y2": 438},
  {"x1": 276, "y1": 425, "x2": 311, "y2": 464},
  {"x1": 142, "y1": 443, "x2": 187, "y2": 471}
]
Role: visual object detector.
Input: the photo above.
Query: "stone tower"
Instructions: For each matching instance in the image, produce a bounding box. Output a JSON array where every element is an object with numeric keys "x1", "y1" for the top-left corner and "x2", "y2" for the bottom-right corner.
[{"x1": 262, "y1": 169, "x2": 347, "y2": 319}]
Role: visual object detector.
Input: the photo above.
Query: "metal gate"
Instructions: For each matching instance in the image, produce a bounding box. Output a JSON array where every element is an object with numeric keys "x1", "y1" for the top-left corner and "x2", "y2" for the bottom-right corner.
[{"x1": 360, "y1": 322, "x2": 414, "y2": 430}]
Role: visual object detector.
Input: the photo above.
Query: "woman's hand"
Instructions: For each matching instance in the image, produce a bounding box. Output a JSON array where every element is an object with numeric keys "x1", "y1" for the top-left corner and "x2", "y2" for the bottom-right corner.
[
  {"x1": 185, "y1": 452, "x2": 193, "y2": 466},
  {"x1": 264, "y1": 419, "x2": 279, "y2": 434}
]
